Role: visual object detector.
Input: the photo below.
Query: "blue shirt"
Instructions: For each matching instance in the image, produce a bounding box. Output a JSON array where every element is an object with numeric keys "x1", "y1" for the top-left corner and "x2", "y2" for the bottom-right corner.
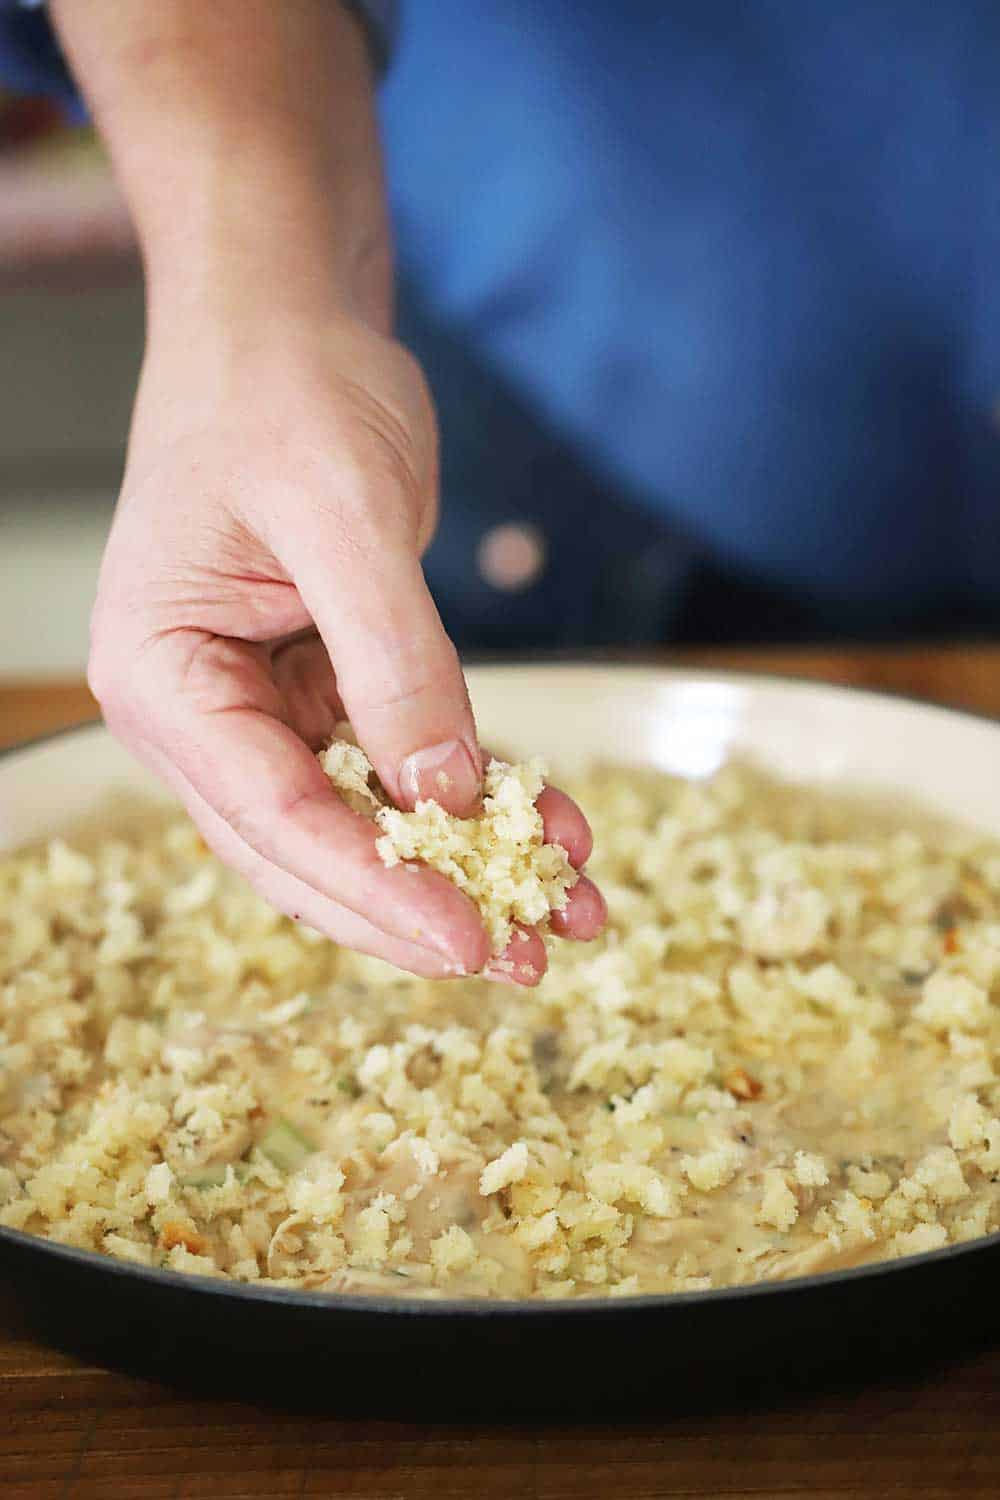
[{"x1": 6, "y1": 2, "x2": 1000, "y2": 644}]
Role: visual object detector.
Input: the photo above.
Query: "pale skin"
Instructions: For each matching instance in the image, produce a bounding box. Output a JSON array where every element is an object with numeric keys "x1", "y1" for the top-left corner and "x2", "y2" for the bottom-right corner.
[{"x1": 49, "y1": 0, "x2": 606, "y2": 984}]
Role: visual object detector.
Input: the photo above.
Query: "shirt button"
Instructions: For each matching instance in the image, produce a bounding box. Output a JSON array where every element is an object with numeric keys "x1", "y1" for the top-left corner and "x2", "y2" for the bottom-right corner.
[{"x1": 477, "y1": 522, "x2": 547, "y2": 592}]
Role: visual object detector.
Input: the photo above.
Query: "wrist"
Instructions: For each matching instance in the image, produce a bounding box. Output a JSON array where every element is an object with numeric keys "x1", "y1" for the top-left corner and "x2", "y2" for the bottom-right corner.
[
  {"x1": 51, "y1": 0, "x2": 393, "y2": 335},
  {"x1": 141, "y1": 170, "x2": 393, "y2": 343}
]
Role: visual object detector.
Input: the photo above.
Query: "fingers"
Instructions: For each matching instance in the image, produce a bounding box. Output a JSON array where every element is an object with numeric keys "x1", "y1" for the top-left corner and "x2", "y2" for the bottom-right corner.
[
  {"x1": 277, "y1": 509, "x2": 482, "y2": 818},
  {"x1": 550, "y1": 874, "x2": 608, "y2": 941},
  {"x1": 96, "y1": 609, "x2": 603, "y2": 983},
  {"x1": 268, "y1": 647, "x2": 607, "y2": 960},
  {"x1": 535, "y1": 784, "x2": 593, "y2": 869},
  {"x1": 483, "y1": 877, "x2": 606, "y2": 985},
  {"x1": 270, "y1": 632, "x2": 345, "y2": 749},
  {"x1": 147, "y1": 748, "x2": 472, "y2": 979},
  {"x1": 95, "y1": 626, "x2": 491, "y2": 976},
  {"x1": 484, "y1": 925, "x2": 548, "y2": 987},
  {"x1": 535, "y1": 786, "x2": 605, "y2": 938},
  {"x1": 265, "y1": 656, "x2": 605, "y2": 943}
]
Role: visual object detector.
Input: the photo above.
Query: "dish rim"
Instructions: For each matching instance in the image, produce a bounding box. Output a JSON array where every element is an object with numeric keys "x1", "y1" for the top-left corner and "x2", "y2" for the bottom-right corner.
[
  {"x1": 4, "y1": 659, "x2": 1000, "y2": 1319},
  {"x1": 5, "y1": 657, "x2": 1000, "y2": 760}
]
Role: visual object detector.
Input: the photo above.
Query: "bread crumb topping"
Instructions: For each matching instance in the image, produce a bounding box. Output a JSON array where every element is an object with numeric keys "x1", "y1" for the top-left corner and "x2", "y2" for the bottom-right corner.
[
  {"x1": 320, "y1": 740, "x2": 574, "y2": 953},
  {"x1": 5, "y1": 761, "x2": 1000, "y2": 1300}
]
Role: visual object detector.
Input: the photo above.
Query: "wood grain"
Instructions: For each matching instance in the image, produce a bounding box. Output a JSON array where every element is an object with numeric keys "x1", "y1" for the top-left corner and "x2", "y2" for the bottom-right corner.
[
  {"x1": 0, "y1": 678, "x2": 98, "y2": 750},
  {"x1": 3, "y1": 648, "x2": 1000, "y2": 1499}
]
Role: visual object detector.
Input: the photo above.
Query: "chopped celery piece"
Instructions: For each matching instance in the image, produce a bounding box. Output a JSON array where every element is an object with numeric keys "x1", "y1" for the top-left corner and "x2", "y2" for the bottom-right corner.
[{"x1": 259, "y1": 1116, "x2": 315, "y2": 1172}]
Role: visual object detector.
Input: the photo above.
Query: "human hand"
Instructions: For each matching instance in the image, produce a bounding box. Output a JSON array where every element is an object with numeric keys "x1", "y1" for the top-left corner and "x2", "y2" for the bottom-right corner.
[
  {"x1": 88, "y1": 311, "x2": 606, "y2": 981},
  {"x1": 53, "y1": 0, "x2": 605, "y2": 982}
]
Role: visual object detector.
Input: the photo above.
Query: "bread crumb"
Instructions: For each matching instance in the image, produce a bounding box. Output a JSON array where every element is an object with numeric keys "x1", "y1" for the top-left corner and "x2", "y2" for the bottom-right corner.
[
  {"x1": 322, "y1": 739, "x2": 573, "y2": 954},
  {"x1": 949, "y1": 1095, "x2": 991, "y2": 1152},
  {"x1": 144, "y1": 1162, "x2": 173, "y2": 1206},
  {"x1": 793, "y1": 1151, "x2": 829, "y2": 1188},
  {"x1": 409, "y1": 1138, "x2": 440, "y2": 1176},
  {"x1": 430, "y1": 1224, "x2": 477, "y2": 1277},
  {"x1": 912, "y1": 1146, "x2": 969, "y2": 1205},
  {"x1": 318, "y1": 739, "x2": 385, "y2": 815},
  {"x1": 682, "y1": 1142, "x2": 742, "y2": 1193},
  {"x1": 47, "y1": 839, "x2": 94, "y2": 888},
  {"x1": 891, "y1": 1223, "x2": 948, "y2": 1258},
  {"x1": 759, "y1": 1169, "x2": 798, "y2": 1230},
  {"x1": 480, "y1": 1141, "x2": 529, "y2": 1196},
  {"x1": 350, "y1": 1200, "x2": 392, "y2": 1265},
  {"x1": 288, "y1": 1163, "x2": 346, "y2": 1223},
  {"x1": 915, "y1": 971, "x2": 990, "y2": 1033}
]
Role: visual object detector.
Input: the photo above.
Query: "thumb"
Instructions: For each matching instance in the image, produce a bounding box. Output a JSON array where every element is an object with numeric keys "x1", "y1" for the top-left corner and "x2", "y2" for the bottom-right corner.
[{"x1": 283, "y1": 523, "x2": 482, "y2": 816}]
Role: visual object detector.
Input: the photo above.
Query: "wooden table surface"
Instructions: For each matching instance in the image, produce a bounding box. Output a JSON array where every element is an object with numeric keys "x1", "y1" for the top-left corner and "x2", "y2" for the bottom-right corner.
[{"x1": 5, "y1": 646, "x2": 1000, "y2": 1500}]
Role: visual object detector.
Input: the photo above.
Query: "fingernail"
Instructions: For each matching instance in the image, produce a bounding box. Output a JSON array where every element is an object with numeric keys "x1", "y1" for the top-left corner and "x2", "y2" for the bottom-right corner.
[{"x1": 399, "y1": 740, "x2": 480, "y2": 815}]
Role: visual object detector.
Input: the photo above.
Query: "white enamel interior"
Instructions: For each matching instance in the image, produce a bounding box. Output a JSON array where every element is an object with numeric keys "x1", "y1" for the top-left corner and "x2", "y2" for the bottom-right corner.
[{"x1": 2, "y1": 664, "x2": 999, "y2": 852}]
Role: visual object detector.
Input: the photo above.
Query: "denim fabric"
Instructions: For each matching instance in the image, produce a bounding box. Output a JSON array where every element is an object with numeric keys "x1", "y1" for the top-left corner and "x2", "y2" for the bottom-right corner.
[
  {"x1": 380, "y1": 2, "x2": 1000, "y2": 636},
  {"x1": 398, "y1": 281, "x2": 696, "y2": 650}
]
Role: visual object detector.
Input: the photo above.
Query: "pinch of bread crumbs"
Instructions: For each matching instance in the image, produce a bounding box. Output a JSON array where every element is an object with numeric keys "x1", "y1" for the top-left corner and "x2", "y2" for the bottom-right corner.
[{"x1": 320, "y1": 740, "x2": 574, "y2": 954}]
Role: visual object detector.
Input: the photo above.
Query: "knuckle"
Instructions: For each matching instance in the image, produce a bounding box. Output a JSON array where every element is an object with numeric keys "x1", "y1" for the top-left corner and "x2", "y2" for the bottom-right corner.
[
  {"x1": 88, "y1": 588, "x2": 156, "y2": 718},
  {"x1": 299, "y1": 462, "x2": 419, "y2": 568},
  {"x1": 86, "y1": 634, "x2": 126, "y2": 711},
  {"x1": 346, "y1": 644, "x2": 466, "y2": 722},
  {"x1": 344, "y1": 446, "x2": 423, "y2": 539},
  {"x1": 178, "y1": 635, "x2": 255, "y2": 708},
  {"x1": 335, "y1": 391, "x2": 431, "y2": 517}
]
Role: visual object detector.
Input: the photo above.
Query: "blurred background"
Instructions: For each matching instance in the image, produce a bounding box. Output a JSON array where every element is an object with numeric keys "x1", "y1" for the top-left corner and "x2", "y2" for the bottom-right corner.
[
  {"x1": 4, "y1": 4, "x2": 1000, "y2": 682},
  {"x1": 0, "y1": 92, "x2": 137, "y2": 676}
]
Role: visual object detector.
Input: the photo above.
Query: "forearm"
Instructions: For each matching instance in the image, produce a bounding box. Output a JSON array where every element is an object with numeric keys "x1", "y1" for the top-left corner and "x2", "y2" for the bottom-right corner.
[{"x1": 48, "y1": 0, "x2": 392, "y2": 335}]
